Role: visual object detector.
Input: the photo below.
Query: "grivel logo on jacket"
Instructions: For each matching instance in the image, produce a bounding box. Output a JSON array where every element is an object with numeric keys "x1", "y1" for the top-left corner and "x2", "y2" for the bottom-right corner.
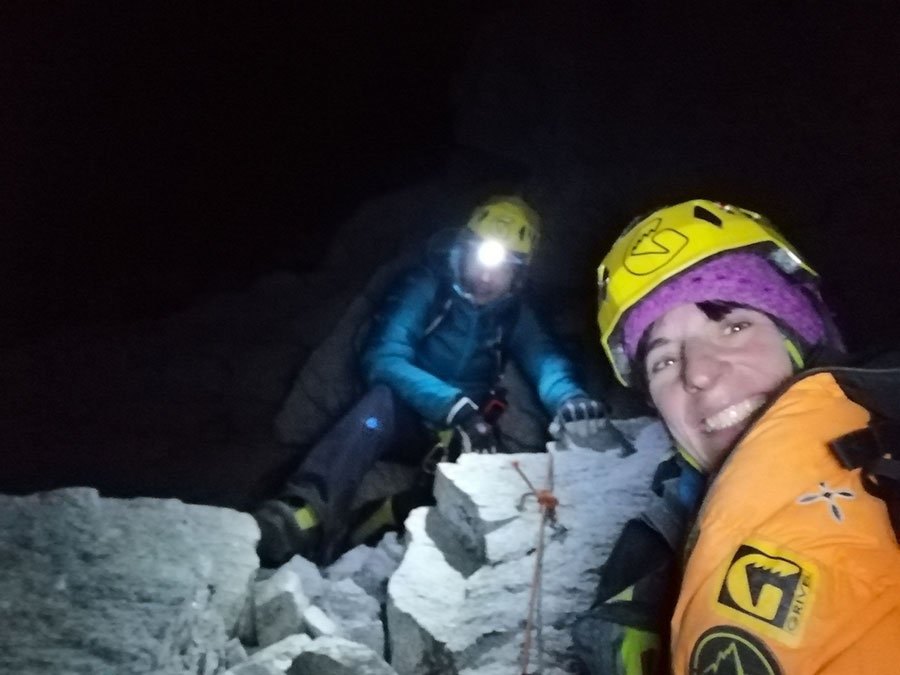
[{"x1": 716, "y1": 540, "x2": 818, "y2": 645}]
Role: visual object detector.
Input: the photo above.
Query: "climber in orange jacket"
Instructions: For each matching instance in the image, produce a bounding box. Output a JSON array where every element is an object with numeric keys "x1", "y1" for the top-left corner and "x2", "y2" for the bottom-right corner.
[{"x1": 574, "y1": 199, "x2": 900, "y2": 675}]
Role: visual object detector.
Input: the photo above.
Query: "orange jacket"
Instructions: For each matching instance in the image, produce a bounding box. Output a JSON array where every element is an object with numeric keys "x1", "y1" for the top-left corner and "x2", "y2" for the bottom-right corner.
[{"x1": 671, "y1": 372, "x2": 900, "y2": 674}]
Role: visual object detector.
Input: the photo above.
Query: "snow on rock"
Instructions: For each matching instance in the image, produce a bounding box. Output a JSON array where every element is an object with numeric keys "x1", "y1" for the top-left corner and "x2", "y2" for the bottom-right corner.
[{"x1": 387, "y1": 418, "x2": 668, "y2": 675}]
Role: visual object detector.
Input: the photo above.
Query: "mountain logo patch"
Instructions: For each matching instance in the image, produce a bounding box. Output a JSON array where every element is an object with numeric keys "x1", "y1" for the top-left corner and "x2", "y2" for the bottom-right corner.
[{"x1": 690, "y1": 625, "x2": 782, "y2": 675}]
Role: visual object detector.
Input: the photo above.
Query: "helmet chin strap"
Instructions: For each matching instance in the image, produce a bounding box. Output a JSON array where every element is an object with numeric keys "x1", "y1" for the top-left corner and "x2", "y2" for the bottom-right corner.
[
  {"x1": 784, "y1": 336, "x2": 805, "y2": 370},
  {"x1": 676, "y1": 444, "x2": 704, "y2": 472},
  {"x1": 453, "y1": 282, "x2": 515, "y2": 306}
]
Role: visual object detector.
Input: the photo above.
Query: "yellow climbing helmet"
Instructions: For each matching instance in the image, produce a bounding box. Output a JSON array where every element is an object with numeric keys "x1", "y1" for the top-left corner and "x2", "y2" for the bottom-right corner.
[
  {"x1": 597, "y1": 199, "x2": 820, "y2": 386},
  {"x1": 466, "y1": 196, "x2": 541, "y2": 258}
]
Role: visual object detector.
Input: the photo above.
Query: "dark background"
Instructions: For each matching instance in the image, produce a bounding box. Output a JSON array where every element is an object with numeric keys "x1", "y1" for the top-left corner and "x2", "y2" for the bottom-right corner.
[
  {"x1": 2, "y1": 3, "x2": 476, "y2": 348},
  {"x1": 2, "y1": 3, "x2": 900, "y2": 508},
  {"x1": 3, "y1": 4, "x2": 900, "y2": 349}
]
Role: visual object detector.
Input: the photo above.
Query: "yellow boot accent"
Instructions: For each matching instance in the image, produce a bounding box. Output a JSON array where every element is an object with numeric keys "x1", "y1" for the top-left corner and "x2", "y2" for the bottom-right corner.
[
  {"x1": 350, "y1": 497, "x2": 396, "y2": 547},
  {"x1": 293, "y1": 505, "x2": 320, "y2": 530}
]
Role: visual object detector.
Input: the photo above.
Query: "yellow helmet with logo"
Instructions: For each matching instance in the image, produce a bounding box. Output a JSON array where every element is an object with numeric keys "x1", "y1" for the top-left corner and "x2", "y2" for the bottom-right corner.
[
  {"x1": 597, "y1": 199, "x2": 822, "y2": 386},
  {"x1": 466, "y1": 196, "x2": 541, "y2": 259}
]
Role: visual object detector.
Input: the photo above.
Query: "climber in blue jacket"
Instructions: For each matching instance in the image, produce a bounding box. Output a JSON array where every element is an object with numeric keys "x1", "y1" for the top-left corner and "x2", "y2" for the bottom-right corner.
[{"x1": 254, "y1": 195, "x2": 605, "y2": 566}]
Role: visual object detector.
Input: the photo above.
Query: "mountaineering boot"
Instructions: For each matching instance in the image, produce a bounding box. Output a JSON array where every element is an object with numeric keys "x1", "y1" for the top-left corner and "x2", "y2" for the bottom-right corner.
[
  {"x1": 348, "y1": 496, "x2": 398, "y2": 548},
  {"x1": 347, "y1": 480, "x2": 436, "y2": 547},
  {"x1": 252, "y1": 499, "x2": 322, "y2": 567}
]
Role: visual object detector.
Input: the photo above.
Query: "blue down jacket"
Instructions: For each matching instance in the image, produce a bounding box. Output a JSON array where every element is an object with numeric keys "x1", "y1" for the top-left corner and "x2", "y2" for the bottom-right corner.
[{"x1": 360, "y1": 263, "x2": 587, "y2": 425}]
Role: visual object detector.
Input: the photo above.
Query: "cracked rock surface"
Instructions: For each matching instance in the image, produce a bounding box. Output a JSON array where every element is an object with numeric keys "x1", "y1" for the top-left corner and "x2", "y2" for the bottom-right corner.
[{"x1": 387, "y1": 419, "x2": 668, "y2": 675}]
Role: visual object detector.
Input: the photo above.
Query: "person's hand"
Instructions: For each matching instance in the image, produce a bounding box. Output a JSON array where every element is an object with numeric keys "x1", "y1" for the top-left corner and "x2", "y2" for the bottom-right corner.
[
  {"x1": 451, "y1": 399, "x2": 497, "y2": 454},
  {"x1": 550, "y1": 396, "x2": 634, "y2": 454},
  {"x1": 557, "y1": 396, "x2": 606, "y2": 435}
]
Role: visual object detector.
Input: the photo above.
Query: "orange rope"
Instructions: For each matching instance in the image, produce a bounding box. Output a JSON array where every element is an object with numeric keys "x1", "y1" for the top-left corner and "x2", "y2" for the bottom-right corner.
[{"x1": 512, "y1": 455, "x2": 557, "y2": 674}]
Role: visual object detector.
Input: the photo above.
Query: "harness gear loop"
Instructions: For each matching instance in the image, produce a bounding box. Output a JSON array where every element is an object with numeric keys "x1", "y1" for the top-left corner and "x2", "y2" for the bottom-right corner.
[{"x1": 421, "y1": 428, "x2": 456, "y2": 474}]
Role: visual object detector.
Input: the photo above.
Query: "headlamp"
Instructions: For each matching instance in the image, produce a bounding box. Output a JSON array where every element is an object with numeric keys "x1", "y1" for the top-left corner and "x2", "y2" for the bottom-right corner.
[{"x1": 476, "y1": 239, "x2": 507, "y2": 268}]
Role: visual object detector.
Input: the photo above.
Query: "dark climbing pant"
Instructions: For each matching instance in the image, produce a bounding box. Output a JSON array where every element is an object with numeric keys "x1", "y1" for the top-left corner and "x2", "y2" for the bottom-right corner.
[{"x1": 281, "y1": 384, "x2": 432, "y2": 538}]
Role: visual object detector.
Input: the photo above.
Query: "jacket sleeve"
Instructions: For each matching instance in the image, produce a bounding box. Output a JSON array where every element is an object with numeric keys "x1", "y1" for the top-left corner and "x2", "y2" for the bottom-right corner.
[
  {"x1": 506, "y1": 303, "x2": 587, "y2": 415},
  {"x1": 360, "y1": 266, "x2": 464, "y2": 425}
]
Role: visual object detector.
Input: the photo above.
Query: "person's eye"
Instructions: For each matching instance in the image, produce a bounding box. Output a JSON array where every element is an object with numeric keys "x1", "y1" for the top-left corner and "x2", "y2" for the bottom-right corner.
[
  {"x1": 648, "y1": 355, "x2": 677, "y2": 376},
  {"x1": 724, "y1": 320, "x2": 752, "y2": 335}
]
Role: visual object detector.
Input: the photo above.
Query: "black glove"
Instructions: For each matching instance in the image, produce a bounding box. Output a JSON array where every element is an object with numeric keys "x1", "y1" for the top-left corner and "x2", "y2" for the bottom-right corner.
[
  {"x1": 451, "y1": 399, "x2": 497, "y2": 454},
  {"x1": 551, "y1": 396, "x2": 609, "y2": 450},
  {"x1": 558, "y1": 396, "x2": 605, "y2": 428},
  {"x1": 559, "y1": 396, "x2": 605, "y2": 422}
]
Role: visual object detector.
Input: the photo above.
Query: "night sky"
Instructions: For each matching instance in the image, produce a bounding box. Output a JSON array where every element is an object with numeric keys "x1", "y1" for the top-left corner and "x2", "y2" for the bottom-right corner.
[
  {"x1": 2, "y1": 3, "x2": 473, "y2": 348},
  {"x1": 4, "y1": 4, "x2": 900, "y2": 351}
]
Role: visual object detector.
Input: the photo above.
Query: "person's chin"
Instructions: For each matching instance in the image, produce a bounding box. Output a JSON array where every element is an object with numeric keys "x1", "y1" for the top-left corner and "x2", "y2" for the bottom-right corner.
[
  {"x1": 473, "y1": 292, "x2": 499, "y2": 305},
  {"x1": 695, "y1": 427, "x2": 745, "y2": 471}
]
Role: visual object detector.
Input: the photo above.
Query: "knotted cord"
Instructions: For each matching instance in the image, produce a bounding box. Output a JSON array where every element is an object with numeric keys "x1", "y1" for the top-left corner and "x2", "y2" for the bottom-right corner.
[{"x1": 512, "y1": 454, "x2": 558, "y2": 674}]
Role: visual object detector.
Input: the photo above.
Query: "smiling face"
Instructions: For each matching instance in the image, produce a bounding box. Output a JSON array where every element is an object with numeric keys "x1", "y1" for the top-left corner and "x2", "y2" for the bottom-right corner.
[{"x1": 643, "y1": 303, "x2": 793, "y2": 472}]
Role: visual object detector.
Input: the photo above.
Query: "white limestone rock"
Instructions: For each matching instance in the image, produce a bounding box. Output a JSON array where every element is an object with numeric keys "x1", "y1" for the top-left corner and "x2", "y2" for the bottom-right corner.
[
  {"x1": 0, "y1": 487, "x2": 259, "y2": 675},
  {"x1": 325, "y1": 541, "x2": 404, "y2": 605},
  {"x1": 286, "y1": 636, "x2": 399, "y2": 675},
  {"x1": 254, "y1": 568, "x2": 310, "y2": 648},
  {"x1": 387, "y1": 420, "x2": 668, "y2": 675},
  {"x1": 320, "y1": 578, "x2": 384, "y2": 657},
  {"x1": 282, "y1": 554, "x2": 327, "y2": 601},
  {"x1": 224, "y1": 662, "x2": 285, "y2": 675},
  {"x1": 224, "y1": 637, "x2": 250, "y2": 669},
  {"x1": 246, "y1": 634, "x2": 313, "y2": 673},
  {"x1": 303, "y1": 605, "x2": 339, "y2": 638}
]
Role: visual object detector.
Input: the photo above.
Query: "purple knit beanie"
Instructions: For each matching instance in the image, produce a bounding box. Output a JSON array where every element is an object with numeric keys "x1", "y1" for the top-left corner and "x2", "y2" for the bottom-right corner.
[{"x1": 622, "y1": 253, "x2": 826, "y2": 359}]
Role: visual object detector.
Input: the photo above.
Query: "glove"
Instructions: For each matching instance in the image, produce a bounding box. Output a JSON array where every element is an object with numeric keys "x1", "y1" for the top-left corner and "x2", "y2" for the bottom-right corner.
[
  {"x1": 557, "y1": 396, "x2": 606, "y2": 435},
  {"x1": 550, "y1": 396, "x2": 632, "y2": 454},
  {"x1": 451, "y1": 398, "x2": 497, "y2": 454}
]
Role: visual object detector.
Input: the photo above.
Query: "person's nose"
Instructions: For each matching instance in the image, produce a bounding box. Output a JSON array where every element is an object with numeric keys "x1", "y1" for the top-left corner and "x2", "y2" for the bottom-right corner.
[{"x1": 681, "y1": 340, "x2": 726, "y2": 392}]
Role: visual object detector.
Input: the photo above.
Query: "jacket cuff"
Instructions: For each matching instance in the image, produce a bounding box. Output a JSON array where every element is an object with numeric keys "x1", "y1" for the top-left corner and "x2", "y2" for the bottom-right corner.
[{"x1": 447, "y1": 396, "x2": 478, "y2": 425}]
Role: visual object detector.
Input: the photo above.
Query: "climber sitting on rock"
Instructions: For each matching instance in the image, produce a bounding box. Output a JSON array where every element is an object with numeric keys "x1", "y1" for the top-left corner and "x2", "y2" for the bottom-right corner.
[{"x1": 254, "y1": 195, "x2": 606, "y2": 567}]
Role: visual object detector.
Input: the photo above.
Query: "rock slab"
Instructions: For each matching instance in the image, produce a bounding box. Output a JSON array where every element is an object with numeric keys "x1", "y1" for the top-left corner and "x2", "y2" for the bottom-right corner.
[
  {"x1": 0, "y1": 487, "x2": 259, "y2": 675},
  {"x1": 387, "y1": 419, "x2": 668, "y2": 675}
]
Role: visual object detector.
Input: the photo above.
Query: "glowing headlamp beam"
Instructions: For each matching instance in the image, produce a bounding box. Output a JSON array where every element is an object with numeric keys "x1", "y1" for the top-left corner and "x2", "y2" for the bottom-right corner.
[{"x1": 476, "y1": 240, "x2": 508, "y2": 268}]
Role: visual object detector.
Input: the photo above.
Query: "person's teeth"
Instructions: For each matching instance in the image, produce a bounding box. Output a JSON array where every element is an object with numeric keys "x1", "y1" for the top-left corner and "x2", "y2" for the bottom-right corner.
[{"x1": 702, "y1": 396, "x2": 765, "y2": 433}]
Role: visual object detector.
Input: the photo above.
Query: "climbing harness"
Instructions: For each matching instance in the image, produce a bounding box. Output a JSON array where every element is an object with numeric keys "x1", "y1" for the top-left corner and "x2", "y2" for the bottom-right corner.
[
  {"x1": 513, "y1": 453, "x2": 562, "y2": 675},
  {"x1": 421, "y1": 428, "x2": 456, "y2": 474}
]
